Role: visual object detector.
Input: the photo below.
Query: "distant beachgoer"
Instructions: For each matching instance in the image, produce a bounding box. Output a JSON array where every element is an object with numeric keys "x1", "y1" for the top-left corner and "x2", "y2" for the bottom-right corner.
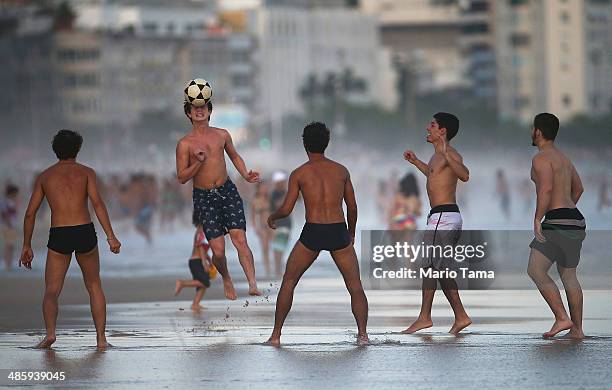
[
  {"x1": 495, "y1": 169, "x2": 511, "y2": 218},
  {"x1": 174, "y1": 224, "x2": 217, "y2": 311},
  {"x1": 1, "y1": 184, "x2": 19, "y2": 270},
  {"x1": 270, "y1": 171, "x2": 292, "y2": 277},
  {"x1": 251, "y1": 181, "x2": 272, "y2": 277}
]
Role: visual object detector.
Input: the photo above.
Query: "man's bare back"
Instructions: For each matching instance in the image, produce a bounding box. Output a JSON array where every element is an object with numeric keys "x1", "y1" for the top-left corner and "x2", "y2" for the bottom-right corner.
[
  {"x1": 39, "y1": 161, "x2": 95, "y2": 227},
  {"x1": 293, "y1": 157, "x2": 350, "y2": 224},
  {"x1": 531, "y1": 147, "x2": 580, "y2": 211}
]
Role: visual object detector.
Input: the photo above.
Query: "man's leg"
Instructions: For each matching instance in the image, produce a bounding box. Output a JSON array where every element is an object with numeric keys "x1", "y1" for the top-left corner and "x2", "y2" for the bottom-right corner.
[
  {"x1": 330, "y1": 245, "x2": 369, "y2": 344},
  {"x1": 402, "y1": 277, "x2": 436, "y2": 334},
  {"x1": 439, "y1": 277, "x2": 472, "y2": 334},
  {"x1": 228, "y1": 229, "x2": 261, "y2": 296},
  {"x1": 192, "y1": 288, "x2": 206, "y2": 310},
  {"x1": 527, "y1": 249, "x2": 573, "y2": 337},
  {"x1": 174, "y1": 279, "x2": 205, "y2": 295},
  {"x1": 266, "y1": 242, "x2": 318, "y2": 346},
  {"x1": 557, "y1": 265, "x2": 584, "y2": 339},
  {"x1": 36, "y1": 249, "x2": 71, "y2": 349},
  {"x1": 75, "y1": 247, "x2": 110, "y2": 349},
  {"x1": 208, "y1": 236, "x2": 237, "y2": 300}
]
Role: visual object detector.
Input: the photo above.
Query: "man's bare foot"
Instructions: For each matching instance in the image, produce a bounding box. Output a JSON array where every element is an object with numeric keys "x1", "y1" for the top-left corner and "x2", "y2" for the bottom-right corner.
[
  {"x1": 34, "y1": 336, "x2": 56, "y2": 349},
  {"x1": 543, "y1": 318, "x2": 574, "y2": 338},
  {"x1": 264, "y1": 336, "x2": 280, "y2": 347},
  {"x1": 223, "y1": 278, "x2": 237, "y2": 300},
  {"x1": 357, "y1": 334, "x2": 370, "y2": 346},
  {"x1": 401, "y1": 318, "x2": 433, "y2": 334},
  {"x1": 249, "y1": 286, "x2": 262, "y2": 296},
  {"x1": 561, "y1": 327, "x2": 585, "y2": 340},
  {"x1": 449, "y1": 317, "x2": 472, "y2": 334},
  {"x1": 174, "y1": 280, "x2": 182, "y2": 296},
  {"x1": 191, "y1": 304, "x2": 204, "y2": 311},
  {"x1": 96, "y1": 340, "x2": 113, "y2": 350}
]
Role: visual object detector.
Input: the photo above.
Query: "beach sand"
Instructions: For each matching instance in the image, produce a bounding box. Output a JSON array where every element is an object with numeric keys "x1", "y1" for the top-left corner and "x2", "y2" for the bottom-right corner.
[{"x1": 1, "y1": 272, "x2": 612, "y2": 389}]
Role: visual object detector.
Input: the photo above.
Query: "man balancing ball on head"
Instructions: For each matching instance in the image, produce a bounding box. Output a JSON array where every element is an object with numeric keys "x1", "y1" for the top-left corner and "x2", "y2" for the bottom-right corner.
[
  {"x1": 527, "y1": 113, "x2": 586, "y2": 339},
  {"x1": 176, "y1": 78, "x2": 261, "y2": 300},
  {"x1": 265, "y1": 122, "x2": 369, "y2": 346},
  {"x1": 402, "y1": 112, "x2": 472, "y2": 334},
  {"x1": 19, "y1": 130, "x2": 121, "y2": 349}
]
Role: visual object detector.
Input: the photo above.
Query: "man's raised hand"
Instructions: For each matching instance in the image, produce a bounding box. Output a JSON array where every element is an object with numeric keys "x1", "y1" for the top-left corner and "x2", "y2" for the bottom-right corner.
[
  {"x1": 245, "y1": 170, "x2": 260, "y2": 183},
  {"x1": 403, "y1": 150, "x2": 417, "y2": 164}
]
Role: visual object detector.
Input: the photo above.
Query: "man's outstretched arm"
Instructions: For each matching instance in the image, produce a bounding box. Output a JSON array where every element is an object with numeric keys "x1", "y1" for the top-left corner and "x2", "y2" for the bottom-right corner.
[
  {"x1": 176, "y1": 139, "x2": 204, "y2": 184},
  {"x1": 344, "y1": 172, "x2": 358, "y2": 242},
  {"x1": 268, "y1": 171, "x2": 299, "y2": 228},
  {"x1": 20, "y1": 175, "x2": 44, "y2": 269},
  {"x1": 224, "y1": 130, "x2": 259, "y2": 183},
  {"x1": 403, "y1": 150, "x2": 430, "y2": 177}
]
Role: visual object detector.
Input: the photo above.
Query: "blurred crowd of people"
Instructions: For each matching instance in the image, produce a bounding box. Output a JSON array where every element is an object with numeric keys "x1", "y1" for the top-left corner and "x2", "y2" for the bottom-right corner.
[
  {"x1": 0, "y1": 170, "x2": 298, "y2": 275},
  {"x1": 375, "y1": 168, "x2": 612, "y2": 231},
  {"x1": 2, "y1": 164, "x2": 611, "y2": 271}
]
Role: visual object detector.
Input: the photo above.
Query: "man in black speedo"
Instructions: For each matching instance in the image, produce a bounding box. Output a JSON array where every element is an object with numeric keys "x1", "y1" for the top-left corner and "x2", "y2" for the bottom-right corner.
[
  {"x1": 528, "y1": 113, "x2": 586, "y2": 339},
  {"x1": 19, "y1": 130, "x2": 121, "y2": 349},
  {"x1": 265, "y1": 122, "x2": 369, "y2": 346}
]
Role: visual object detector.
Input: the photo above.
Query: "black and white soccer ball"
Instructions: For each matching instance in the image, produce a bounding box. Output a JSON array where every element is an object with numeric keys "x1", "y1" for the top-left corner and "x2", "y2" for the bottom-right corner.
[{"x1": 184, "y1": 78, "x2": 212, "y2": 107}]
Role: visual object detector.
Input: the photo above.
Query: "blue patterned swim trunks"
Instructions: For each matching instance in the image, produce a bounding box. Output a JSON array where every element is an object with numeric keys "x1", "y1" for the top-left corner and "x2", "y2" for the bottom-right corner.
[{"x1": 192, "y1": 178, "x2": 247, "y2": 240}]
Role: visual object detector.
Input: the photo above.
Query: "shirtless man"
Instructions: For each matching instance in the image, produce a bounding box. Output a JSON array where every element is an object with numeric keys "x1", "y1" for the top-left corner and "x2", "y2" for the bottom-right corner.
[
  {"x1": 264, "y1": 122, "x2": 369, "y2": 347},
  {"x1": 527, "y1": 113, "x2": 586, "y2": 339},
  {"x1": 402, "y1": 112, "x2": 472, "y2": 334},
  {"x1": 176, "y1": 99, "x2": 261, "y2": 300},
  {"x1": 19, "y1": 130, "x2": 121, "y2": 349}
]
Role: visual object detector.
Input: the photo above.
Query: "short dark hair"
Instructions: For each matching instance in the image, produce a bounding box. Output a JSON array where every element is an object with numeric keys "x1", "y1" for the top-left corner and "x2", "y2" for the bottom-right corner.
[
  {"x1": 5, "y1": 184, "x2": 18, "y2": 196},
  {"x1": 433, "y1": 112, "x2": 459, "y2": 140},
  {"x1": 534, "y1": 113, "x2": 559, "y2": 141},
  {"x1": 302, "y1": 122, "x2": 330, "y2": 154},
  {"x1": 183, "y1": 101, "x2": 213, "y2": 123},
  {"x1": 52, "y1": 129, "x2": 83, "y2": 160}
]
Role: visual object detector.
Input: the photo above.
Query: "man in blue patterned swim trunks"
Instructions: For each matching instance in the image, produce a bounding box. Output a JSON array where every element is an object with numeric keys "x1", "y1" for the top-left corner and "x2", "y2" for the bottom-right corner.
[{"x1": 176, "y1": 96, "x2": 261, "y2": 300}]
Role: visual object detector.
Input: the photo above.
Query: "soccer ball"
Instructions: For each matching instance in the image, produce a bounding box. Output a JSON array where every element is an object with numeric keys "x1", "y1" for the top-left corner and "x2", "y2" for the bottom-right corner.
[{"x1": 184, "y1": 78, "x2": 212, "y2": 107}]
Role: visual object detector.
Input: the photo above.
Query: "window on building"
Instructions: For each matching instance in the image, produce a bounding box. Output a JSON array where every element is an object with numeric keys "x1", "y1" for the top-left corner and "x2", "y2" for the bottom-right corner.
[
  {"x1": 562, "y1": 94, "x2": 572, "y2": 108},
  {"x1": 514, "y1": 96, "x2": 530, "y2": 109},
  {"x1": 590, "y1": 50, "x2": 602, "y2": 65},
  {"x1": 560, "y1": 11, "x2": 570, "y2": 23},
  {"x1": 232, "y1": 74, "x2": 250, "y2": 87},
  {"x1": 462, "y1": 23, "x2": 489, "y2": 34},
  {"x1": 143, "y1": 22, "x2": 158, "y2": 34},
  {"x1": 591, "y1": 94, "x2": 600, "y2": 109},
  {"x1": 510, "y1": 33, "x2": 530, "y2": 47}
]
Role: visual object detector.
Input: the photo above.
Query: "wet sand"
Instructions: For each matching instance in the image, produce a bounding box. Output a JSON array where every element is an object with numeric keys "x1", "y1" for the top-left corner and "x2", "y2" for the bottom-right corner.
[{"x1": 1, "y1": 274, "x2": 612, "y2": 389}]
